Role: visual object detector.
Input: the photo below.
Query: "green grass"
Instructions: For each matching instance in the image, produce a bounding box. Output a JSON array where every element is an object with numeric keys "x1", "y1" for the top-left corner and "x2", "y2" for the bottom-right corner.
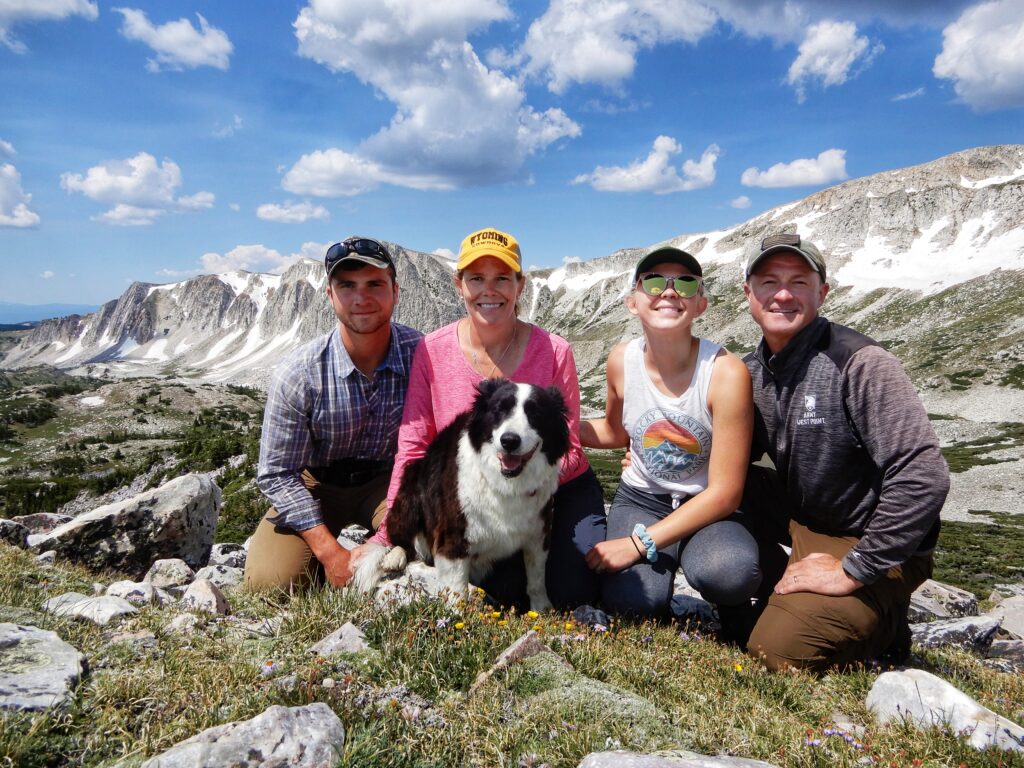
[
  {"x1": 1, "y1": 545, "x2": 1022, "y2": 767},
  {"x1": 933, "y1": 517, "x2": 1024, "y2": 597},
  {"x1": 941, "y1": 422, "x2": 1024, "y2": 473}
]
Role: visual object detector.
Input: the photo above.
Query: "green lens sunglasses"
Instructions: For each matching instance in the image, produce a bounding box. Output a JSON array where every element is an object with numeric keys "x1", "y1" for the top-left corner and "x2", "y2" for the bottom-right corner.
[{"x1": 638, "y1": 273, "x2": 701, "y2": 298}]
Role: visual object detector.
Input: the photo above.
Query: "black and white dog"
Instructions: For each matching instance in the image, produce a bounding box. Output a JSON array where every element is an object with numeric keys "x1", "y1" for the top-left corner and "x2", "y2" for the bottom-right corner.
[{"x1": 352, "y1": 378, "x2": 569, "y2": 610}]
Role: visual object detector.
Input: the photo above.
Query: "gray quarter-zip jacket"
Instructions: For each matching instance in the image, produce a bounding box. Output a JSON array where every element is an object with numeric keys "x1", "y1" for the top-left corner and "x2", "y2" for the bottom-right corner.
[{"x1": 745, "y1": 316, "x2": 949, "y2": 585}]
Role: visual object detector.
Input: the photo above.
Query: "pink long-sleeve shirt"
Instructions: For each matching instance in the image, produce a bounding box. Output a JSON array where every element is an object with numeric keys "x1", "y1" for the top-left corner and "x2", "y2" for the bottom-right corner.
[{"x1": 372, "y1": 320, "x2": 590, "y2": 545}]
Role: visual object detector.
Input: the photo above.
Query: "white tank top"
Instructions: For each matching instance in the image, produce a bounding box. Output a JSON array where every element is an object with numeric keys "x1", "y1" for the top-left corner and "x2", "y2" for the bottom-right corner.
[{"x1": 620, "y1": 336, "x2": 719, "y2": 500}]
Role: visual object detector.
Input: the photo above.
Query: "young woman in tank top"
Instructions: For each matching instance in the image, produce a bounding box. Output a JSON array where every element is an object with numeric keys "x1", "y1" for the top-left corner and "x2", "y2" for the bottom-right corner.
[{"x1": 580, "y1": 246, "x2": 762, "y2": 629}]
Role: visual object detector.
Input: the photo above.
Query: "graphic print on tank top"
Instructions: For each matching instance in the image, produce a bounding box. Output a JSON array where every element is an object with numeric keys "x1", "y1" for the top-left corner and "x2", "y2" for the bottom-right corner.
[{"x1": 632, "y1": 409, "x2": 711, "y2": 483}]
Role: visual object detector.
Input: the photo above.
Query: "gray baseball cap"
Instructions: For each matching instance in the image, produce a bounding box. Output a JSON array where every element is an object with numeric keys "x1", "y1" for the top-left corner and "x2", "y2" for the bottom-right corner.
[
  {"x1": 745, "y1": 233, "x2": 826, "y2": 281},
  {"x1": 633, "y1": 245, "x2": 703, "y2": 282}
]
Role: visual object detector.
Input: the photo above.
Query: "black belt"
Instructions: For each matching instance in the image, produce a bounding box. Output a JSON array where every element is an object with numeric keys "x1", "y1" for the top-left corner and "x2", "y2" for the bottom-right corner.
[{"x1": 309, "y1": 458, "x2": 393, "y2": 488}]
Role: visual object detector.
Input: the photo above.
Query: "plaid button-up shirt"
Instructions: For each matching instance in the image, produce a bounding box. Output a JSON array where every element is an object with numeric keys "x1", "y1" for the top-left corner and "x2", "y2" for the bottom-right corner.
[{"x1": 256, "y1": 323, "x2": 421, "y2": 531}]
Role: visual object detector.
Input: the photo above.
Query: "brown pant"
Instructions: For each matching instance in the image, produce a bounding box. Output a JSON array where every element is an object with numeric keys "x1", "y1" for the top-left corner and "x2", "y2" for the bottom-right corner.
[
  {"x1": 747, "y1": 519, "x2": 932, "y2": 672},
  {"x1": 243, "y1": 469, "x2": 389, "y2": 592}
]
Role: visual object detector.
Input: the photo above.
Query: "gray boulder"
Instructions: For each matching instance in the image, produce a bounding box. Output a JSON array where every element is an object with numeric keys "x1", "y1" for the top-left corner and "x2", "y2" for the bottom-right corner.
[
  {"x1": 866, "y1": 669, "x2": 1024, "y2": 753},
  {"x1": 0, "y1": 623, "x2": 87, "y2": 711},
  {"x1": 144, "y1": 558, "x2": 196, "y2": 588},
  {"x1": 11, "y1": 513, "x2": 73, "y2": 534},
  {"x1": 43, "y1": 593, "x2": 138, "y2": 626},
  {"x1": 0, "y1": 519, "x2": 29, "y2": 548},
  {"x1": 579, "y1": 751, "x2": 779, "y2": 767},
  {"x1": 117, "y1": 703, "x2": 345, "y2": 768},
  {"x1": 908, "y1": 579, "x2": 978, "y2": 622},
  {"x1": 32, "y1": 474, "x2": 220, "y2": 579},
  {"x1": 984, "y1": 640, "x2": 1024, "y2": 673},
  {"x1": 910, "y1": 615, "x2": 1000, "y2": 652},
  {"x1": 984, "y1": 595, "x2": 1024, "y2": 639}
]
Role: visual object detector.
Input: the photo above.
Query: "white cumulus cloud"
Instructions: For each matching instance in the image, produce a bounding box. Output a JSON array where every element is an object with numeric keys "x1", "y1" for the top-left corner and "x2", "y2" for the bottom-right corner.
[
  {"x1": 0, "y1": 163, "x2": 41, "y2": 228},
  {"x1": 41, "y1": 270, "x2": 55, "y2": 278},
  {"x1": 0, "y1": 0, "x2": 97, "y2": 53},
  {"x1": 507, "y1": 0, "x2": 717, "y2": 94},
  {"x1": 741, "y1": 149, "x2": 848, "y2": 188},
  {"x1": 0, "y1": 138, "x2": 14, "y2": 158},
  {"x1": 572, "y1": 137, "x2": 719, "y2": 194},
  {"x1": 199, "y1": 244, "x2": 307, "y2": 275},
  {"x1": 787, "y1": 20, "x2": 882, "y2": 102},
  {"x1": 213, "y1": 114, "x2": 243, "y2": 139},
  {"x1": 933, "y1": 0, "x2": 1024, "y2": 111},
  {"x1": 730, "y1": 195, "x2": 751, "y2": 209},
  {"x1": 114, "y1": 7, "x2": 232, "y2": 72},
  {"x1": 256, "y1": 201, "x2": 330, "y2": 223},
  {"x1": 892, "y1": 86, "x2": 926, "y2": 101},
  {"x1": 287, "y1": 0, "x2": 580, "y2": 194},
  {"x1": 60, "y1": 151, "x2": 214, "y2": 225}
]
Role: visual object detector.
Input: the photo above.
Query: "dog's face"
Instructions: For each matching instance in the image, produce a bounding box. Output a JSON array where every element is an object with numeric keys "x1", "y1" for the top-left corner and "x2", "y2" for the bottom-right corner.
[{"x1": 467, "y1": 379, "x2": 569, "y2": 478}]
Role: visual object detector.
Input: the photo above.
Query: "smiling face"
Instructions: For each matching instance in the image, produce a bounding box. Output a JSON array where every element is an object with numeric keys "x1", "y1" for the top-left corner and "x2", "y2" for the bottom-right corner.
[
  {"x1": 326, "y1": 264, "x2": 398, "y2": 337},
  {"x1": 744, "y1": 252, "x2": 829, "y2": 353},
  {"x1": 627, "y1": 261, "x2": 707, "y2": 332},
  {"x1": 454, "y1": 255, "x2": 524, "y2": 329}
]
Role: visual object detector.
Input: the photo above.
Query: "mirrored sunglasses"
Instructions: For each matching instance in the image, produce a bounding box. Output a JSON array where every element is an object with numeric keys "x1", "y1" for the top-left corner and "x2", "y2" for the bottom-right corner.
[
  {"x1": 325, "y1": 238, "x2": 392, "y2": 269},
  {"x1": 638, "y1": 273, "x2": 701, "y2": 298}
]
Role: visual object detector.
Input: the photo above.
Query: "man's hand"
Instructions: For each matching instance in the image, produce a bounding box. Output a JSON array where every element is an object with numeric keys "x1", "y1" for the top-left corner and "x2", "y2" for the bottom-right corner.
[
  {"x1": 774, "y1": 552, "x2": 863, "y2": 596},
  {"x1": 585, "y1": 536, "x2": 643, "y2": 574},
  {"x1": 298, "y1": 524, "x2": 355, "y2": 588}
]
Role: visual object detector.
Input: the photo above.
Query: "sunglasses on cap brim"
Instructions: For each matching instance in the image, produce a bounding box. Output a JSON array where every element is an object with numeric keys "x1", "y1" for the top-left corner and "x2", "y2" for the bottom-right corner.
[
  {"x1": 325, "y1": 238, "x2": 392, "y2": 269},
  {"x1": 637, "y1": 273, "x2": 702, "y2": 298}
]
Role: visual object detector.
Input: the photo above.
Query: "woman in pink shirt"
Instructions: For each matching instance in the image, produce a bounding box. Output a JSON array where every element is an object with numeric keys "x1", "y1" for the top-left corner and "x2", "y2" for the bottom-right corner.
[{"x1": 354, "y1": 227, "x2": 606, "y2": 609}]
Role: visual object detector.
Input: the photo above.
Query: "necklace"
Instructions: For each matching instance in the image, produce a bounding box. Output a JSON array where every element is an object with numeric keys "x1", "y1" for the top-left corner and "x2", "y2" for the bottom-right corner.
[{"x1": 464, "y1": 320, "x2": 518, "y2": 379}]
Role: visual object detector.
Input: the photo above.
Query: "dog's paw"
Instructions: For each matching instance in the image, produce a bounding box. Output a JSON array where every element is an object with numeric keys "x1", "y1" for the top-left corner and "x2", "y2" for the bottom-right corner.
[{"x1": 381, "y1": 546, "x2": 407, "y2": 573}]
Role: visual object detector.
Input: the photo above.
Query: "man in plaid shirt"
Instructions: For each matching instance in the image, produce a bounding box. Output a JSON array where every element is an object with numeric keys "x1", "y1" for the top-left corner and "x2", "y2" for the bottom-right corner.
[{"x1": 244, "y1": 237, "x2": 421, "y2": 591}]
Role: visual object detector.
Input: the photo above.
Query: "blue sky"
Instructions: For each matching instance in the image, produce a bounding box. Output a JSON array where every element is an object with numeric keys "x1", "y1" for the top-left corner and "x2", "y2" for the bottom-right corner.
[{"x1": 1, "y1": 0, "x2": 1022, "y2": 305}]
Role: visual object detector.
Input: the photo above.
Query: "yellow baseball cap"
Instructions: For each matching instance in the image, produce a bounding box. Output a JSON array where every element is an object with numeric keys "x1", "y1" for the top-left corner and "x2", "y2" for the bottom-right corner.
[{"x1": 457, "y1": 227, "x2": 522, "y2": 273}]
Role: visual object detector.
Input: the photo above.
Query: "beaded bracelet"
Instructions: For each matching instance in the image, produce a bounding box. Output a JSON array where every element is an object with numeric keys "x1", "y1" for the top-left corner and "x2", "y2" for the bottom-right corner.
[{"x1": 632, "y1": 523, "x2": 658, "y2": 563}]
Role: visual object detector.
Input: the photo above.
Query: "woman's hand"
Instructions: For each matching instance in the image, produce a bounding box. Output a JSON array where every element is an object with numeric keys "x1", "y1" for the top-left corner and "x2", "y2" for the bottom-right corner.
[{"x1": 585, "y1": 536, "x2": 644, "y2": 573}]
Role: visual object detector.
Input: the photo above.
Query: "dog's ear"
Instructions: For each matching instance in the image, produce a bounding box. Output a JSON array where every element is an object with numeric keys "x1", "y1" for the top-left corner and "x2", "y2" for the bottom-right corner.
[
  {"x1": 543, "y1": 386, "x2": 568, "y2": 418},
  {"x1": 476, "y1": 377, "x2": 506, "y2": 400},
  {"x1": 535, "y1": 386, "x2": 570, "y2": 463}
]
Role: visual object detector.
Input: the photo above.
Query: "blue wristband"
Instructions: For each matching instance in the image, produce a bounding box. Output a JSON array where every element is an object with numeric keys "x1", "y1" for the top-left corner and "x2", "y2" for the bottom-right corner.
[{"x1": 632, "y1": 524, "x2": 658, "y2": 563}]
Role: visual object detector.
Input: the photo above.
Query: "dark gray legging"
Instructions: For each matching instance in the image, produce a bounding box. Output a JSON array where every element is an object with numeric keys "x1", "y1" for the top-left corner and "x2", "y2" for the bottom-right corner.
[{"x1": 601, "y1": 482, "x2": 762, "y2": 617}]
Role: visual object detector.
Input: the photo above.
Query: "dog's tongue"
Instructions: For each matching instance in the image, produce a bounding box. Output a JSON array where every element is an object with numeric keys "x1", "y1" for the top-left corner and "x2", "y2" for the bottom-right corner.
[{"x1": 499, "y1": 452, "x2": 525, "y2": 473}]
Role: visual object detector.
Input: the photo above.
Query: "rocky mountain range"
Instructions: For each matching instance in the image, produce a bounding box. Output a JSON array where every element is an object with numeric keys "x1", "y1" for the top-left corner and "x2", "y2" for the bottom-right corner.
[{"x1": 3, "y1": 144, "x2": 1023, "y2": 424}]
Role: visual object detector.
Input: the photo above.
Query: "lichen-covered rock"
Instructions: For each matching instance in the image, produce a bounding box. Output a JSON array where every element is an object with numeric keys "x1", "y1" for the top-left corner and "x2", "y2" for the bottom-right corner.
[
  {"x1": 33, "y1": 474, "x2": 220, "y2": 579},
  {"x1": 208, "y1": 543, "x2": 246, "y2": 569},
  {"x1": 144, "y1": 558, "x2": 196, "y2": 588},
  {"x1": 908, "y1": 579, "x2": 978, "y2": 622},
  {"x1": 106, "y1": 580, "x2": 172, "y2": 606},
  {"x1": 984, "y1": 595, "x2": 1024, "y2": 639},
  {"x1": 180, "y1": 579, "x2": 228, "y2": 615},
  {"x1": 578, "y1": 750, "x2": 780, "y2": 767},
  {"x1": 0, "y1": 519, "x2": 29, "y2": 548},
  {"x1": 309, "y1": 621, "x2": 369, "y2": 657},
  {"x1": 910, "y1": 615, "x2": 1000, "y2": 652},
  {"x1": 0, "y1": 623, "x2": 86, "y2": 711},
  {"x1": 193, "y1": 564, "x2": 243, "y2": 590}
]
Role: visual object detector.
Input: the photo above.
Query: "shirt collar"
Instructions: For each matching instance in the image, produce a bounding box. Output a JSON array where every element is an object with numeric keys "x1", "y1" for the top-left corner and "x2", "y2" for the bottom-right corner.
[
  {"x1": 755, "y1": 315, "x2": 829, "y2": 374},
  {"x1": 330, "y1": 324, "x2": 407, "y2": 379}
]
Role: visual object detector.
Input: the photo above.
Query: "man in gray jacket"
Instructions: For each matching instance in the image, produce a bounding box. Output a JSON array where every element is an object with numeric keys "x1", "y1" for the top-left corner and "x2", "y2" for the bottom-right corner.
[{"x1": 741, "y1": 233, "x2": 949, "y2": 671}]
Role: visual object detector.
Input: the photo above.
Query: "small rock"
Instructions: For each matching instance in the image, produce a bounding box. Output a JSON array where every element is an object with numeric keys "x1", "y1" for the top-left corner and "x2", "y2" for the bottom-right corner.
[
  {"x1": 309, "y1": 622, "x2": 370, "y2": 656},
  {"x1": 11, "y1": 513, "x2": 73, "y2": 534},
  {"x1": 866, "y1": 669, "x2": 1024, "y2": 753},
  {"x1": 43, "y1": 593, "x2": 137, "y2": 626},
  {"x1": 106, "y1": 580, "x2": 171, "y2": 606},
  {"x1": 166, "y1": 613, "x2": 202, "y2": 635},
  {"x1": 985, "y1": 639, "x2": 1024, "y2": 673},
  {"x1": 578, "y1": 750, "x2": 779, "y2": 766},
  {"x1": 193, "y1": 565, "x2": 243, "y2": 590},
  {"x1": 908, "y1": 579, "x2": 978, "y2": 622},
  {"x1": 983, "y1": 595, "x2": 1024, "y2": 639},
  {"x1": 911, "y1": 615, "x2": 1000, "y2": 652},
  {"x1": 469, "y1": 630, "x2": 570, "y2": 696},
  {"x1": 35, "y1": 551, "x2": 56, "y2": 566},
  {"x1": 92, "y1": 582, "x2": 105, "y2": 595},
  {"x1": 144, "y1": 558, "x2": 196, "y2": 589},
  {"x1": 322, "y1": 677, "x2": 336, "y2": 689},
  {"x1": 180, "y1": 579, "x2": 229, "y2": 615},
  {"x1": 0, "y1": 519, "x2": 29, "y2": 548},
  {"x1": 208, "y1": 543, "x2": 246, "y2": 569}
]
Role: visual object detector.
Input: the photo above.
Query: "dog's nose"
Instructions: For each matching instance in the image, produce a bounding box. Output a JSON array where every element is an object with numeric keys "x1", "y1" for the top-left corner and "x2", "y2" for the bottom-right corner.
[{"x1": 500, "y1": 432, "x2": 521, "y2": 452}]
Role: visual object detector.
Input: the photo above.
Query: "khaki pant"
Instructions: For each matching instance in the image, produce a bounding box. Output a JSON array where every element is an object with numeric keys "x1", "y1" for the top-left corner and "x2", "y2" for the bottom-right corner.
[
  {"x1": 747, "y1": 519, "x2": 932, "y2": 672},
  {"x1": 243, "y1": 469, "x2": 389, "y2": 592}
]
